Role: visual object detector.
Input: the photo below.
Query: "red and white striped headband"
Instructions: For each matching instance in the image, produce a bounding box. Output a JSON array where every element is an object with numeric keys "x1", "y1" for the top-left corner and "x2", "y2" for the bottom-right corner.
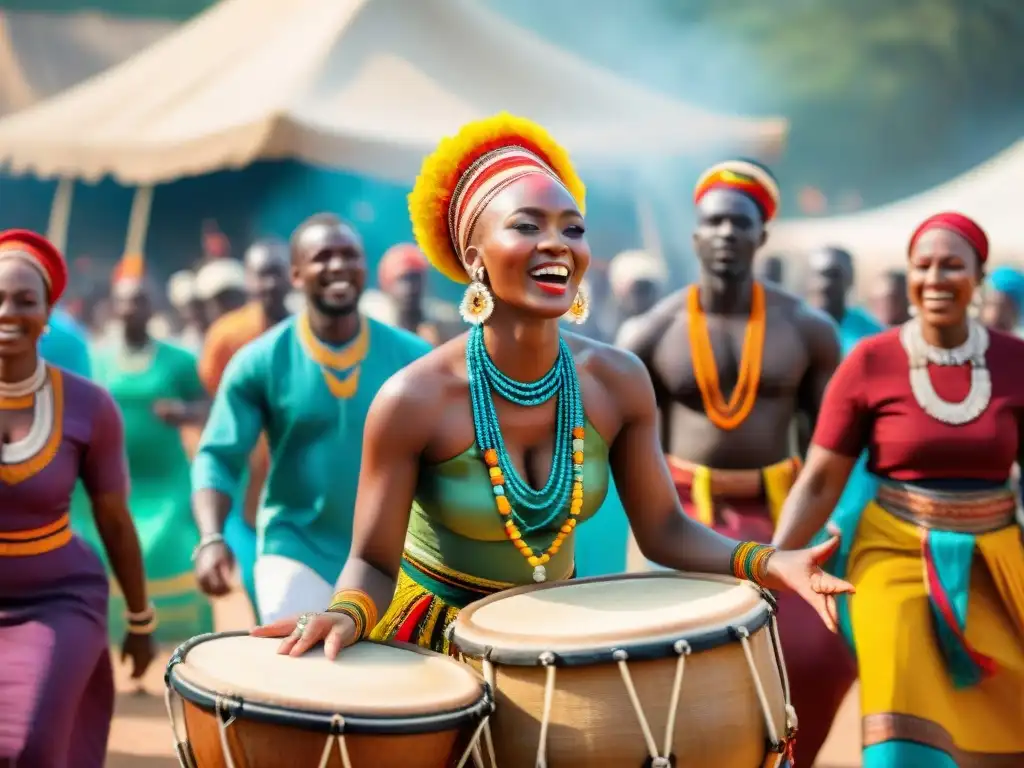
[{"x1": 447, "y1": 146, "x2": 570, "y2": 262}]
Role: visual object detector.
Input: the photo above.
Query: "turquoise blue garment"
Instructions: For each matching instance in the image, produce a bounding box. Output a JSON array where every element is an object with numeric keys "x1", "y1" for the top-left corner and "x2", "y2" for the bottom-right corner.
[
  {"x1": 813, "y1": 305, "x2": 885, "y2": 648},
  {"x1": 864, "y1": 741, "x2": 959, "y2": 768},
  {"x1": 224, "y1": 509, "x2": 258, "y2": 614},
  {"x1": 988, "y1": 265, "x2": 1024, "y2": 309},
  {"x1": 923, "y1": 528, "x2": 993, "y2": 688},
  {"x1": 574, "y1": 475, "x2": 628, "y2": 577},
  {"x1": 838, "y1": 306, "x2": 884, "y2": 356},
  {"x1": 40, "y1": 307, "x2": 91, "y2": 378},
  {"x1": 192, "y1": 317, "x2": 431, "y2": 583}
]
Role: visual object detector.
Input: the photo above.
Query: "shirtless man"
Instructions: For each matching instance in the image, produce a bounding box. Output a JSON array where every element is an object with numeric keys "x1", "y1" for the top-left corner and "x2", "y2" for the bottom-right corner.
[{"x1": 620, "y1": 160, "x2": 857, "y2": 766}]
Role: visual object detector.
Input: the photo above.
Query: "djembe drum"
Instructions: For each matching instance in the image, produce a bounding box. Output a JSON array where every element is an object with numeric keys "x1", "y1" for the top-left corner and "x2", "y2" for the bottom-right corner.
[
  {"x1": 165, "y1": 631, "x2": 493, "y2": 768},
  {"x1": 451, "y1": 573, "x2": 795, "y2": 767}
]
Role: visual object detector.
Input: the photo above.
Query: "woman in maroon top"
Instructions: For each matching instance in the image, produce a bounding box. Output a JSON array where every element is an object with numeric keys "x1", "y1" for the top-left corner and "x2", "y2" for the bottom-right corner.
[
  {"x1": 773, "y1": 212, "x2": 1024, "y2": 767},
  {"x1": 0, "y1": 229, "x2": 155, "y2": 767}
]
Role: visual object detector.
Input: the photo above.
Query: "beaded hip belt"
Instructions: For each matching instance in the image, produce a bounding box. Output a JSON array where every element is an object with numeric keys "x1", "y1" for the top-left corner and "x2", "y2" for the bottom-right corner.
[
  {"x1": 0, "y1": 512, "x2": 72, "y2": 556},
  {"x1": 876, "y1": 482, "x2": 1017, "y2": 534}
]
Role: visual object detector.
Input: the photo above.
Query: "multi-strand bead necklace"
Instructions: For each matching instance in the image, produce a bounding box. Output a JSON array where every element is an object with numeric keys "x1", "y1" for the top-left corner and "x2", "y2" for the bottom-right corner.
[{"x1": 466, "y1": 325, "x2": 584, "y2": 583}]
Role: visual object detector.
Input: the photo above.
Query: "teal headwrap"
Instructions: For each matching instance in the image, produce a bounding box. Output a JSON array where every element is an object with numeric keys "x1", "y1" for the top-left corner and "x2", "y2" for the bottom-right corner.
[{"x1": 988, "y1": 266, "x2": 1024, "y2": 309}]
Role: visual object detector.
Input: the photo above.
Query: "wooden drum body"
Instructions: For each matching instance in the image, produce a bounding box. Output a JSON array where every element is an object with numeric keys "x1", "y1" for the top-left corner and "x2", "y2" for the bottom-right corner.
[
  {"x1": 451, "y1": 573, "x2": 795, "y2": 768},
  {"x1": 165, "y1": 631, "x2": 493, "y2": 768}
]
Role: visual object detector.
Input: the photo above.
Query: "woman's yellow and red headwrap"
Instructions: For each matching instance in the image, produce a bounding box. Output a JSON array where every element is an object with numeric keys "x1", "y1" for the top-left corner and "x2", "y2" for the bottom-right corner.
[
  {"x1": 694, "y1": 159, "x2": 781, "y2": 223},
  {"x1": 408, "y1": 113, "x2": 586, "y2": 284}
]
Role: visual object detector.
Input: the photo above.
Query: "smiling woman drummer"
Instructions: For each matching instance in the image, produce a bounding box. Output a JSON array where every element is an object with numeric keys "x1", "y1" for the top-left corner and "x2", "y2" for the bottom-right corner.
[
  {"x1": 773, "y1": 213, "x2": 1024, "y2": 766},
  {"x1": 254, "y1": 113, "x2": 850, "y2": 660}
]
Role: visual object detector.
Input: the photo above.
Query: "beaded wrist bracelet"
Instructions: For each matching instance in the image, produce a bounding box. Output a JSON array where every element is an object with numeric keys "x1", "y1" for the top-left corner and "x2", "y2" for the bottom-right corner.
[
  {"x1": 730, "y1": 541, "x2": 776, "y2": 586},
  {"x1": 124, "y1": 602, "x2": 158, "y2": 635},
  {"x1": 326, "y1": 589, "x2": 379, "y2": 640}
]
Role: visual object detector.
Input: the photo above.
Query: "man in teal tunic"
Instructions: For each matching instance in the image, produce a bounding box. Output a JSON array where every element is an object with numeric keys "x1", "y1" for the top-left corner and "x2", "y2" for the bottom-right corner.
[{"x1": 191, "y1": 214, "x2": 431, "y2": 622}]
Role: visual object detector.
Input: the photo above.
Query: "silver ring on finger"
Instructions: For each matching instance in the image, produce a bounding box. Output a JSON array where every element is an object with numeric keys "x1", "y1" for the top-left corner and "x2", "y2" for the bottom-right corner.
[{"x1": 294, "y1": 612, "x2": 316, "y2": 636}]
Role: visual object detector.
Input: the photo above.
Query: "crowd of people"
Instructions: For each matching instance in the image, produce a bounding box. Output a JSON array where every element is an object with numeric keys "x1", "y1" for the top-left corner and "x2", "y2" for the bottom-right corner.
[{"x1": 0, "y1": 112, "x2": 1021, "y2": 768}]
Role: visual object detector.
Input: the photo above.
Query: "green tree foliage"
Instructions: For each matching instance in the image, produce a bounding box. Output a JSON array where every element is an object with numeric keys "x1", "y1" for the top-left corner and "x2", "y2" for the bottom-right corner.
[
  {"x1": 0, "y1": 0, "x2": 212, "y2": 20},
  {"x1": 662, "y1": 0, "x2": 1024, "y2": 204}
]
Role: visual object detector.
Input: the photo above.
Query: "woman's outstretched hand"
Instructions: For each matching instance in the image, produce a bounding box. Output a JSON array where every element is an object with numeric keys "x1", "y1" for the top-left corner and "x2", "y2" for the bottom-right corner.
[
  {"x1": 251, "y1": 612, "x2": 358, "y2": 660},
  {"x1": 760, "y1": 535, "x2": 853, "y2": 633}
]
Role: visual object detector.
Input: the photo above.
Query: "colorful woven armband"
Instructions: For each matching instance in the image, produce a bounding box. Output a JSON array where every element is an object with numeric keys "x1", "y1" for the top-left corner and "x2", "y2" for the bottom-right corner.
[
  {"x1": 326, "y1": 589, "x2": 380, "y2": 640},
  {"x1": 730, "y1": 541, "x2": 776, "y2": 586}
]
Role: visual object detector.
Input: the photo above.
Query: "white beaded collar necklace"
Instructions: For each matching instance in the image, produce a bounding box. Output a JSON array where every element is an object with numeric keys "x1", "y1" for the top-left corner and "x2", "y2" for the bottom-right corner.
[{"x1": 899, "y1": 318, "x2": 990, "y2": 426}]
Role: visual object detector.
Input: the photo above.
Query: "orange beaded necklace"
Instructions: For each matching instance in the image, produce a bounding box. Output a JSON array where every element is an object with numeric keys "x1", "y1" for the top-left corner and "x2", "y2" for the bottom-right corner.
[{"x1": 687, "y1": 282, "x2": 766, "y2": 431}]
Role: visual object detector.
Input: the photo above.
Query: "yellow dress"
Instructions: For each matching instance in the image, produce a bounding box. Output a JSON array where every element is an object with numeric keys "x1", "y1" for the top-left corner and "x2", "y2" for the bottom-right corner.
[{"x1": 811, "y1": 329, "x2": 1024, "y2": 766}]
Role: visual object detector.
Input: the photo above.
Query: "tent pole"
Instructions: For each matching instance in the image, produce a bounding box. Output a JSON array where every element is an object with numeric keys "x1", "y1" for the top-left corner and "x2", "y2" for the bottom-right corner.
[
  {"x1": 46, "y1": 178, "x2": 74, "y2": 255},
  {"x1": 124, "y1": 185, "x2": 154, "y2": 259}
]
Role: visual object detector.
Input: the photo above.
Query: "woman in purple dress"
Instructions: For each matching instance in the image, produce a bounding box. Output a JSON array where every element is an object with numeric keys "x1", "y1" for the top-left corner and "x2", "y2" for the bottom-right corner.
[{"x1": 0, "y1": 229, "x2": 155, "y2": 767}]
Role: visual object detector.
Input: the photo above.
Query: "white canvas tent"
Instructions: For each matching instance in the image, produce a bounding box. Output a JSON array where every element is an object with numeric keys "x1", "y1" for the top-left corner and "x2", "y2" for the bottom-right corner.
[
  {"x1": 0, "y1": 11, "x2": 173, "y2": 118},
  {"x1": 0, "y1": 0, "x2": 787, "y2": 186},
  {"x1": 769, "y1": 138, "x2": 1024, "y2": 269}
]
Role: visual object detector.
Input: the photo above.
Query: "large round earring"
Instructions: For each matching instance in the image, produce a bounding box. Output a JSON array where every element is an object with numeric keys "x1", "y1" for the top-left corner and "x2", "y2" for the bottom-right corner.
[
  {"x1": 459, "y1": 267, "x2": 494, "y2": 325},
  {"x1": 563, "y1": 283, "x2": 590, "y2": 325}
]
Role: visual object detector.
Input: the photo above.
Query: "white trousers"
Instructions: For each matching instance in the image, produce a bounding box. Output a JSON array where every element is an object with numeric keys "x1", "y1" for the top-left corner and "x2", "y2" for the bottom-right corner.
[{"x1": 253, "y1": 554, "x2": 334, "y2": 623}]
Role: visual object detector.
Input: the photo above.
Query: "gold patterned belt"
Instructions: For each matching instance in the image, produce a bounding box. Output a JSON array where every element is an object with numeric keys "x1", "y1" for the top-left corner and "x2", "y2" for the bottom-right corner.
[
  {"x1": 0, "y1": 513, "x2": 72, "y2": 556},
  {"x1": 876, "y1": 482, "x2": 1017, "y2": 534}
]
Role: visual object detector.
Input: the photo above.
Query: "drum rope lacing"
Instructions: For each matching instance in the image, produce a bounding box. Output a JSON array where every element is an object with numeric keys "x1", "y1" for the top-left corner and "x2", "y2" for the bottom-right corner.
[
  {"x1": 207, "y1": 696, "x2": 491, "y2": 768},
  {"x1": 164, "y1": 687, "x2": 197, "y2": 768},
  {"x1": 165, "y1": 688, "x2": 491, "y2": 768},
  {"x1": 490, "y1": 608, "x2": 796, "y2": 768}
]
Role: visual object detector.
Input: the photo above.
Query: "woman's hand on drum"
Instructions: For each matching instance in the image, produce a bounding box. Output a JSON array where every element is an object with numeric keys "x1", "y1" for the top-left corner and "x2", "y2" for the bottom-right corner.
[
  {"x1": 251, "y1": 612, "x2": 358, "y2": 659},
  {"x1": 761, "y1": 533, "x2": 853, "y2": 633}
]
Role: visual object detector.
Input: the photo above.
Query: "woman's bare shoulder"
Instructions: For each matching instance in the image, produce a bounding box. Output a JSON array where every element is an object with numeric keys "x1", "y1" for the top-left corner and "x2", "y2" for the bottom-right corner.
[{"x1": 564, "y1": 331, "x2": 656, "y2": 417}]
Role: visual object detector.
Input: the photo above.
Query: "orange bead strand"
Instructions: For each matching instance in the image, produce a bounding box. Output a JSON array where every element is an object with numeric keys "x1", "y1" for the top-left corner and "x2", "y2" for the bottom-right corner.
[
  {"x1": 486, "y1": 427, "x2": 585, "y2": 578},
  {"x1": 687, "y1": 283, "x2": 766, "y2": 431}
]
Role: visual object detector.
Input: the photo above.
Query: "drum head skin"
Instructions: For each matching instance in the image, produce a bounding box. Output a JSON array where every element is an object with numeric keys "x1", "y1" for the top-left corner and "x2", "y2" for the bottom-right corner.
[
  {"x1": 452, "y1": 572, "x2": 772, "y2": 666},
  {"x1": 167, "y1": 633, "x2": 491, "y2": 734}
]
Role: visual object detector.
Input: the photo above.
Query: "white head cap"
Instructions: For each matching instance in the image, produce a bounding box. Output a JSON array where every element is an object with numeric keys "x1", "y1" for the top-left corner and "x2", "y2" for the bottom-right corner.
[
  {"x1": 167, "y1": 270, "x2": 197, "y2": 307},
  {"x1": 608, "y1": 250, "x2": 667, "y2": 299},
  {"x1": 194, "y1": 259, "x2": 246, "y2": 301}
]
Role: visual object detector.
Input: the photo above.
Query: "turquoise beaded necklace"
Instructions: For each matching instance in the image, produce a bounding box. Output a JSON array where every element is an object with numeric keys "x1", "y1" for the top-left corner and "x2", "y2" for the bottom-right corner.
[{"x1": 466, "y1": 324, "x2": 585, "y2": 582}]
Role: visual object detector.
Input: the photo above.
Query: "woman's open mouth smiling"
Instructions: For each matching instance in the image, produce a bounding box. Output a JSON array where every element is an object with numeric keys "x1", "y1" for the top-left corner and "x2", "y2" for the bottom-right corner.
[{"x1": 529, "y1": 263, "x2": 571, "y2": 296}]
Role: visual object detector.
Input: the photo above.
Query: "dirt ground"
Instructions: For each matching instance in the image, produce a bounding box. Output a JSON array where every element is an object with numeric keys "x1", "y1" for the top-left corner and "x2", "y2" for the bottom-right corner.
[{"x1": 104, "y1": 586, "x2": 863, "y2": 768}]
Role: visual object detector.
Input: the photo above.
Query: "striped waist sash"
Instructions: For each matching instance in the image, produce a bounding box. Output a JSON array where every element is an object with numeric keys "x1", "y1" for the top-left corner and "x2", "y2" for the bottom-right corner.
[
  {"x1": 876, "y1": 482, "x2": 1016, "y2": 534},
  {"x1": 0, "y1": 513, "x2": 72, "y2": 556},
  {"x1": 400, "y1": 549, "x2": 574, "y2": 609}
]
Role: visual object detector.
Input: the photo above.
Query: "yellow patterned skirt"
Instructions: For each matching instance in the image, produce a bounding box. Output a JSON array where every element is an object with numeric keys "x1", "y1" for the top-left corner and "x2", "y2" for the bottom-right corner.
[
  {"x1": 847, "y1": 496, "x2": 1024, "y2": 766},
  {"x1": 370, "y1": 551, "x2": 573, "y2": 655}
]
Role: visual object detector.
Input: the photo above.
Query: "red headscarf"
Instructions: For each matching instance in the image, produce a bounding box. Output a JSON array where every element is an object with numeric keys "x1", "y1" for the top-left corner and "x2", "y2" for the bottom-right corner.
[
  {"x1": 378, "y1": 243, "x2": 428, "y2": 291},
  {"x1": 0, "y1": 229, "x2": 68, "y2": 304},
  {"x1": 908, "y1": 212, "x2": 989, "y2": 263}
]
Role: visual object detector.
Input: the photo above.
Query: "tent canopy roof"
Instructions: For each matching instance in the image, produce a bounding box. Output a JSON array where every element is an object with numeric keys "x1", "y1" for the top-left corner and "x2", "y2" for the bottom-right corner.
[
  {"x1": 0, "y1": 10, "x2": 172, "y2": 118},
  {"x1": 0, "y1": 0, "x2": 787, "y2": 184},
  {"x1": 768, "y1": 138, "x2": 1024, "y2": 264}
]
